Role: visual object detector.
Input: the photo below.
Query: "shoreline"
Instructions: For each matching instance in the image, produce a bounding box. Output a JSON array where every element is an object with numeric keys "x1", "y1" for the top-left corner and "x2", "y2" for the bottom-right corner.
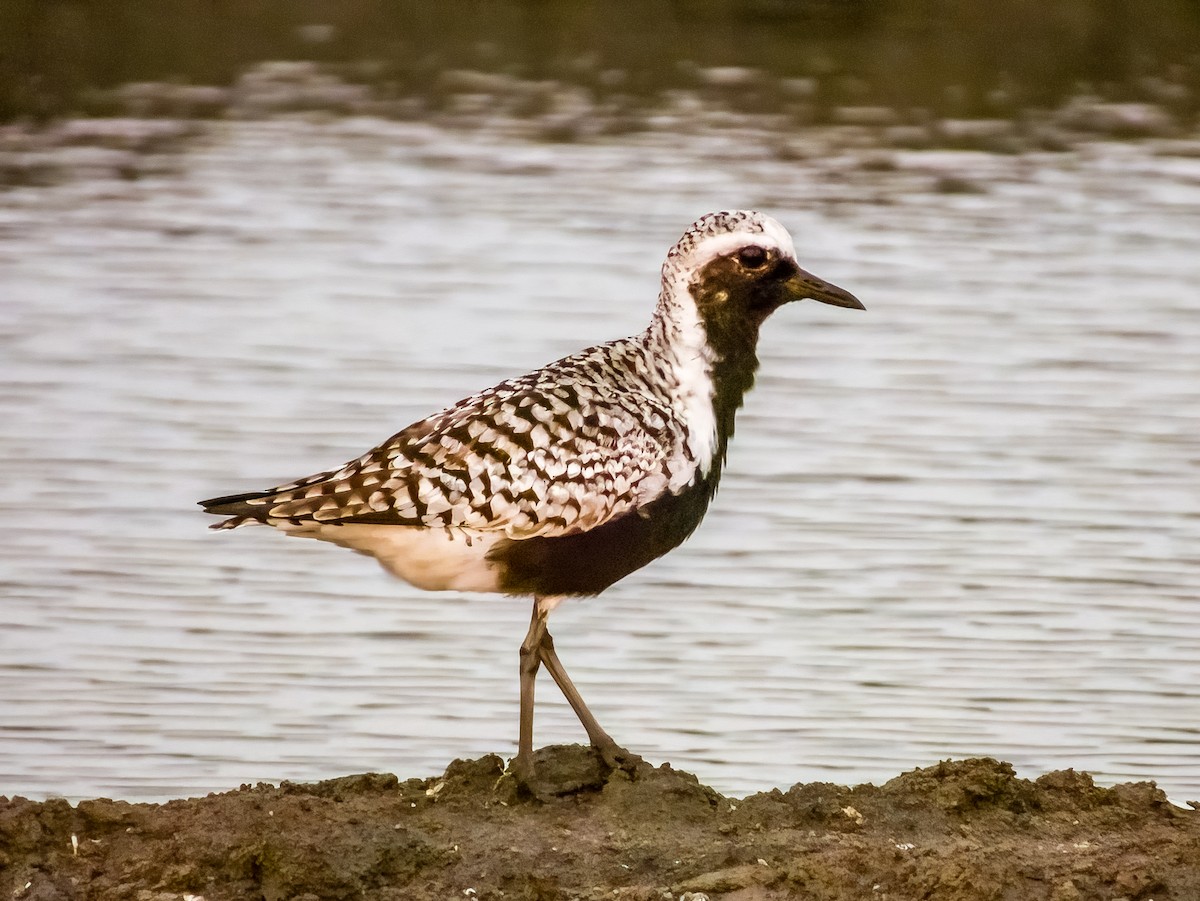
[{"x1": 4, "y1": 747, "x2": 1197, "y2": 901}]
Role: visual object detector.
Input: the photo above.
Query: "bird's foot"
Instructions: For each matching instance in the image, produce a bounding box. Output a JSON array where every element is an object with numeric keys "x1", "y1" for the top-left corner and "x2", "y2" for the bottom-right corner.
[
  {"x1": 500, "y1": 751, "x2": 558, "y2": 802},
  {"x1": 500, "y1": 743, "x2": 644, "y2": 801},
  {"x1": 594, "y1": 739, "x2": 645, "y2": 778},
  {"x1": 503, "y1": 751, "x2": 538, "y2": 793}
]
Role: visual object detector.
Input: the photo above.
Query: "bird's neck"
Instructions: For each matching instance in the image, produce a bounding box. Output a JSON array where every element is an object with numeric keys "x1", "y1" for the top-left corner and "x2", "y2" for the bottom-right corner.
[{"x1": 650, "y1": 286, "x2": 762, "y2": 486}]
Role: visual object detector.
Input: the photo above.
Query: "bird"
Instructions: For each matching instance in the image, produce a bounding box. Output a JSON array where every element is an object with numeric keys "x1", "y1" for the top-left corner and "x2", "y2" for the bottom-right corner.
[{"x1": 200, "y1": 210, "x2": 863, "y2": 791}]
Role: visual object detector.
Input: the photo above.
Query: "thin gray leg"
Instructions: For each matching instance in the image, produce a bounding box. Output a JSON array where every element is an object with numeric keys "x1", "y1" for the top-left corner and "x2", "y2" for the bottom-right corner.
[
  {"x1": 510, "y1": 597, "x2": 548, "y2": 787},
  {"x1": 538, "y1": 626, "x2": 643, "y2": 773}
]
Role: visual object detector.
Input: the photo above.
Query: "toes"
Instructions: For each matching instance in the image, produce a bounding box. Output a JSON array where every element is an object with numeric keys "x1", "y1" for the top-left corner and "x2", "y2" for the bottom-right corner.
[
  {"x1": 596, "y1": 743, "x2": 645, "y2": 774},
  {"x1": 505, "y1": 756, "x2": 537, "y2": 792}
]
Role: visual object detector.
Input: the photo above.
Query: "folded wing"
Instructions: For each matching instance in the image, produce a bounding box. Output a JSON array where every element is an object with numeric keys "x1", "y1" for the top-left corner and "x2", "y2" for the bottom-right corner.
[{"x1": 201, "y1": 343, "x2": 681, "y2": 541}]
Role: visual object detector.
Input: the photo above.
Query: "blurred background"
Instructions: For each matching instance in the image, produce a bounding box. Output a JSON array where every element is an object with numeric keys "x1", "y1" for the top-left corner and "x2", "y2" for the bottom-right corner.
[{"x1": 1, "y1": 0, "x2": 1198, "y2": 803}]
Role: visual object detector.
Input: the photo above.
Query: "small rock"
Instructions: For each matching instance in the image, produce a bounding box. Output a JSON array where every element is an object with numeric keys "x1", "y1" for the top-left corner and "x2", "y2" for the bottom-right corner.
[
  {"x1": 77, "y1": 798, "x2": 138, "y2": 828},
  {"x1": 677, "y1": 862, "x2": 775, "y2": 894}
]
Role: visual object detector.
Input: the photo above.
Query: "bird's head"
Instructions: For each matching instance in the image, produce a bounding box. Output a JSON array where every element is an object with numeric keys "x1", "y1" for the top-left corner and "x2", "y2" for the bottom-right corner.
[{"x1": 660, "y1": 210, "x2": 863, "y2": 351}]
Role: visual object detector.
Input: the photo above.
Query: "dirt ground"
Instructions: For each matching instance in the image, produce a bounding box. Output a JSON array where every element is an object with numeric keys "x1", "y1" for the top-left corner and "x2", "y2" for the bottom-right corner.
[{"x1": 2, "y1": 748, "x2": 1197, "y2": 901}]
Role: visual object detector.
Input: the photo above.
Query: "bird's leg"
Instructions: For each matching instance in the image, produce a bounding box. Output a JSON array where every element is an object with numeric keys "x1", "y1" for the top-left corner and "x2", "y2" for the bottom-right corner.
[
  {"x1": 537, "y1": 627, "x2": 644, "y2": 775},
  {"x1": 510, "y1": 597, "x2": 549, "y2": 788}
]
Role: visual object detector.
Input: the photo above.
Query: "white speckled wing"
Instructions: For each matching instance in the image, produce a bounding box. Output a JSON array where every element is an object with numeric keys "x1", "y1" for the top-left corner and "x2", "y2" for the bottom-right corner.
[{"x1": 244, "y1": 335, "x2": 699, "y2": 540}]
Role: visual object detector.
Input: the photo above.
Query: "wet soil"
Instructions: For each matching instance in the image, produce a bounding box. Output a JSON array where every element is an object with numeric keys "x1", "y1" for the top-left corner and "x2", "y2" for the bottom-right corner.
[{"x1": 2, "y1": 748, "x2": 1196, "y2": 901}]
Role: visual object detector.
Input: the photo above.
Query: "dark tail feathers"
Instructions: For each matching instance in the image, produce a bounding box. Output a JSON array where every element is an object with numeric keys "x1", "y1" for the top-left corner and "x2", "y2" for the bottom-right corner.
[{"x1": 198, "y1": 489, "x2": 275, "y2": 520}]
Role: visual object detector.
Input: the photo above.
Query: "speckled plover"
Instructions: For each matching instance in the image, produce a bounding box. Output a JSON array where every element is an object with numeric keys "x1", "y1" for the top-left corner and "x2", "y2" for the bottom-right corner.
[{"x1": 201, "y1": 210, "x2": 863, "y2": 789}]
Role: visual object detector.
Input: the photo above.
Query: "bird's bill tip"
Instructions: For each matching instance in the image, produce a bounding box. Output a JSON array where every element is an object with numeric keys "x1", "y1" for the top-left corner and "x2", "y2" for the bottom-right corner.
[{"x1": 787, "y1": 267, "x2": 865, "y2": 310}]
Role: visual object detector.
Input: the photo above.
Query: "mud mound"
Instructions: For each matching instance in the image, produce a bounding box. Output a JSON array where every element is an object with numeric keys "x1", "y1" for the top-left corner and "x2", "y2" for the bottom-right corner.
[{"x1": 2, "y1": 749, "x2": 1197, "y2": 900}]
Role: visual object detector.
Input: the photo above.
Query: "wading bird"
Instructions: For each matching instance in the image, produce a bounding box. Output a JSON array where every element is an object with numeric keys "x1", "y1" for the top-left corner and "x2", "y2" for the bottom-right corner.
[{"x1": 201, "y1": 210, "x2": 863, "y2": 790}]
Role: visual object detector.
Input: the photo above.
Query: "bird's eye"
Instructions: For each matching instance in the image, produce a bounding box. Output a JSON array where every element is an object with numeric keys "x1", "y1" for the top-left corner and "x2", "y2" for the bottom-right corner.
[{"x1": 737, "y1": 245, "x2": 768, "y2": 269}]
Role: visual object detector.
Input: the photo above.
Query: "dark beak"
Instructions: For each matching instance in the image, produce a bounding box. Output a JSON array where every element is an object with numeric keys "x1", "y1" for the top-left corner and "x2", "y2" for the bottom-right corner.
[{"x1": 785, "y1": 266, "x2": 865, "y2": 310}]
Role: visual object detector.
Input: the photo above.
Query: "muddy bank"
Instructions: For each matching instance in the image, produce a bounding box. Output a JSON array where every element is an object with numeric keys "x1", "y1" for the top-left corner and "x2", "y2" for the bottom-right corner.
[{"x1": 2, "y1": 749, "x2": 1197, "y2": 901}]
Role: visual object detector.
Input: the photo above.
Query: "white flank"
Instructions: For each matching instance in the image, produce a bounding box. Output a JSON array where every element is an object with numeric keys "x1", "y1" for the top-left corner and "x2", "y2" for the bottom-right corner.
[{"x1": 280, "y1": 523, "x2": 503, "y2": 593}]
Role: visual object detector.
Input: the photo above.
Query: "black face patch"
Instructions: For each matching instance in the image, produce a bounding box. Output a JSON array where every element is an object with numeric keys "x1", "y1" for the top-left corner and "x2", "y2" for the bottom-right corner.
[
  {"x1": 680, "y1": 250, "x2": 797, "y2": 446},
  {"x1": 689, "y1": 251, "x2": 799, "y2": 347}
]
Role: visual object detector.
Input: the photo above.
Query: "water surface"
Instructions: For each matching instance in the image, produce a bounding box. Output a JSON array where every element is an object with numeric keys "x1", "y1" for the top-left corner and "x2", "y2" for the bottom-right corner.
[{"x1": 1, "y1": 117, "x2": 1198, "y2": 801}]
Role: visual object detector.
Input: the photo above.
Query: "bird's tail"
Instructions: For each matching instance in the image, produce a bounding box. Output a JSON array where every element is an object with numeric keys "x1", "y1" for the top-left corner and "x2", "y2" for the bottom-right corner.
[{"x1": 198, "y1": 489, "x2": 276, "y2": 530}]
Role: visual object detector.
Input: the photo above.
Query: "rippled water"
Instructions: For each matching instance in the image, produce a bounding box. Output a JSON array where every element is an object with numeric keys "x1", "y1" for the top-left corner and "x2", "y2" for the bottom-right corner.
[{"x1": 2, "y1": 117, "x2": 1198, "y2": 803}]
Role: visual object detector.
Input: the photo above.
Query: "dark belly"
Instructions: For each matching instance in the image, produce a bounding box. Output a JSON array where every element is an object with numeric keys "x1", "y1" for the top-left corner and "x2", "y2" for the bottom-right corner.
[{"x1": 488, "y1": 479, "x2": 715, "y2": 597}]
